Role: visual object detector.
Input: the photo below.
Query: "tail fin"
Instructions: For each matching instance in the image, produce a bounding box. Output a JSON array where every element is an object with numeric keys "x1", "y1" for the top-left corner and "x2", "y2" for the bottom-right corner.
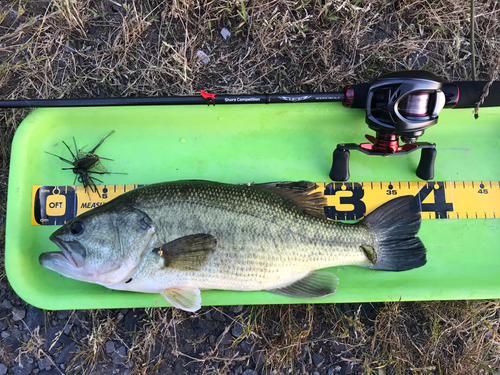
[{"x1": 360, "y1": 196, "x2": 426, "y2": 271}]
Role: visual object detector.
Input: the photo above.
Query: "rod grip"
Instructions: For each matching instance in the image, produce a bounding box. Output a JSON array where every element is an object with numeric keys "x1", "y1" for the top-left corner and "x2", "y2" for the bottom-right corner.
[
  {"x1": 454, "y1": 81, "x2": 500, "y2": 108},
  {"x1": 329, "y1": 148, "x2": 350, "y2": 181}
]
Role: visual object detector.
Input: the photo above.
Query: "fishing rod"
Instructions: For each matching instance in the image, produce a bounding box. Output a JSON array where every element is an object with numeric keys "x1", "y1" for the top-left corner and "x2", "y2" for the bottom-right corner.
[
  {"x1": 2, "y1": 70, "x2": 500, "y2": 181},
  {"x1": 0, "y1": 91, "x2": 346, "y2": 107}
]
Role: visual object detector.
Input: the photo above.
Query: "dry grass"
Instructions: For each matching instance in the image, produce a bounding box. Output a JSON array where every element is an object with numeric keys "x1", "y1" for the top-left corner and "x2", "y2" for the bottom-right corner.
[
  {"x1": 1, "y1": 0, "x2": 499, "y2": 102},
  {"x1": 17, "y1": 326, "x2": 46, "y2": 361},
  {"x1": 1, "y1": 0, "x2": 500, "y2": 374},
  {"x1": 109, "y1": 302, "x2": 498, "y2": 374},
  {"x1": 68, "y1": 311, "x2": 118, "y2": 373},
  {"x1": 362, "y1": 301, "x2": 500, "y2": 374}
]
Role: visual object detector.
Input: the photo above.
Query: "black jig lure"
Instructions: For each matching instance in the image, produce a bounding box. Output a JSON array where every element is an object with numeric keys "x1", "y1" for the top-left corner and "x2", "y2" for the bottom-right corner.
[{"x1": 45, "y1": 130, "x2": 125, "y2": 196}]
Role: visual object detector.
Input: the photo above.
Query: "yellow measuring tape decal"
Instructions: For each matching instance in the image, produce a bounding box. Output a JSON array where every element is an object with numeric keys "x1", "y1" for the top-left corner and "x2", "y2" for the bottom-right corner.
[{"x1": 31, "y1": 181, "x2": 500, "y2": 225}]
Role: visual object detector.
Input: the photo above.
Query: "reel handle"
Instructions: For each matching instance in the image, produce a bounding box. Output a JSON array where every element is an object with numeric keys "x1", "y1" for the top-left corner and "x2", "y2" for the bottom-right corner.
[
  {"x1": 329, "y1": 143, "x2": 437, "y2": 182},
  {"x1": 416, "y1": 147, "x2": 437, "y2": 180},
  {"x1": 329, "y1": 148, "x2": 350, "y2": 181}
]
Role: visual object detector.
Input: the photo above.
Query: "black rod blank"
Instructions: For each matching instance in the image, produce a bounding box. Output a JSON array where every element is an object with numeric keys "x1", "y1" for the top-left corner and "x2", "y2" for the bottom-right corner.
[{"x1": 0, "y1": 92, "x2": 346, "y2": 109}]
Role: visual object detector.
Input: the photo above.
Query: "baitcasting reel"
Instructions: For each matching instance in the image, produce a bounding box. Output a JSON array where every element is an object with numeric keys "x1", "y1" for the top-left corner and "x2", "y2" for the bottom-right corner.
[{"x1": 330, "y1": 71, "x2": 461, "y2": 181}]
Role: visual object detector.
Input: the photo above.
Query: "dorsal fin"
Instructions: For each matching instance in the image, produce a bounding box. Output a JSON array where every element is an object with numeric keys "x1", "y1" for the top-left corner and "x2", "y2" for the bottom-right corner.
[{"x1": 256, "y1": 181, "x2": 327, "y2": 219}]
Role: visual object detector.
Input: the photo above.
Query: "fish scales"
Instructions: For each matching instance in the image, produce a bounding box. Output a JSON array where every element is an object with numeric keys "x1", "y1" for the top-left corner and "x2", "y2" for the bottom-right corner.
[{"x1": 125, "y1": 181, "x2": 372, "y2": 290}]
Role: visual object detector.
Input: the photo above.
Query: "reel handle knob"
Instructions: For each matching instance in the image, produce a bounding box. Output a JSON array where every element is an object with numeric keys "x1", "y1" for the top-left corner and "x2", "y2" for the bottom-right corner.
[
  {"x1": 416, "y1": 147, "x2": 437, "y2": 180},
  {"x1": 329, "y1": 147, "x2": 350, "y2": 181}
]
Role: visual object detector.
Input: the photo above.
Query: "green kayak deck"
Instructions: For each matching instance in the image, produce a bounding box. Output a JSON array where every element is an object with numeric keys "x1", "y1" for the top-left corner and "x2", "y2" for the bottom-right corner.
[{"x1": 6, "y1": 103, "x2": 500, "y2": 310}]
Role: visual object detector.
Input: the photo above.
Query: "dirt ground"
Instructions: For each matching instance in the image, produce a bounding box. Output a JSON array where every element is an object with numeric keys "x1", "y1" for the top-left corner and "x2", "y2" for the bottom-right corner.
[{"x1": 0, "y1": 0, "x2": 499, "y2": 374}]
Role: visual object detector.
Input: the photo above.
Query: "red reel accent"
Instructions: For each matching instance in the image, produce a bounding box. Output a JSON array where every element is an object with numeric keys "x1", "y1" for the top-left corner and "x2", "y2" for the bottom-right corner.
[{"x1": 360, "y1": 133, "x2": 418, "y2": 154}]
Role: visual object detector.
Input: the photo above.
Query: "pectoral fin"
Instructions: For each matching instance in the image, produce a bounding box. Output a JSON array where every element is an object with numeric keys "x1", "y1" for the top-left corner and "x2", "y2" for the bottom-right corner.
[
  {"x1": 153, "y1": 234, "x2": 217, "y2": 271},
  {"x1": 161, "y1": 287, "x2": 201, "y2": 312},
  {"x1": 268, "y1": 271, "x2": 339, "y2": 298}
]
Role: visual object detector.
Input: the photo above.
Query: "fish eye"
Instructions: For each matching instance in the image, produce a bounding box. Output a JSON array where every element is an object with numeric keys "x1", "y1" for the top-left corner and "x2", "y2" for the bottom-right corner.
[
  {"x1": 138, "y1": 216, "x2": 152, "y2": 231},
  {"x1": 70, "y1": 221, "x2": 85, "y2": 235}
]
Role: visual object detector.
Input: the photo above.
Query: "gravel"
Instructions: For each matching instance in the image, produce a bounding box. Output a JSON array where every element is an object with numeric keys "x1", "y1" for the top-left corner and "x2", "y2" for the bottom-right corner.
[
  {"x1": 11, "y1": 306, "x2": 26, "y2": 322},
  {"x1": 106, "y1": 340, "x2": 116, "y2": 354},
  {"x1": 25, "y1": 306, "x2": 45, "y2": 331}
]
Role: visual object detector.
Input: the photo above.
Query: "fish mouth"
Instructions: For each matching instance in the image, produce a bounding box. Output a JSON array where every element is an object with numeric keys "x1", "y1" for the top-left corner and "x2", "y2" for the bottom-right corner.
[{"x1": 41, "y1": 234, "x2": 86, "y2": 269}]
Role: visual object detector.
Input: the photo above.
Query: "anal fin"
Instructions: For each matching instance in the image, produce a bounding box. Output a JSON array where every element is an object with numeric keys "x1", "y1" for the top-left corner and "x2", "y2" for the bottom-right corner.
[
  {"x1": 268, "y1": 271, "x2": 339, "y2": 299},
  {"x1": 161, "y1": 287, "x2": 201, "y2": 312}
]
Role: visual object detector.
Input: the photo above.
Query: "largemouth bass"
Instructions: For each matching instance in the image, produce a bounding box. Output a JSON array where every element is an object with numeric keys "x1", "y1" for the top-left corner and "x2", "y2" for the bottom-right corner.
[{"x1": 39, "y1": 180, "x2": 426, "y2": 312}]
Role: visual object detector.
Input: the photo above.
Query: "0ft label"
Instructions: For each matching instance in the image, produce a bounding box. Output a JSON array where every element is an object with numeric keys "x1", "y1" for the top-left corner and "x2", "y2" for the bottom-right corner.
[{"x1": 31, "y1": 184, "x2": 144, "y2": 225}]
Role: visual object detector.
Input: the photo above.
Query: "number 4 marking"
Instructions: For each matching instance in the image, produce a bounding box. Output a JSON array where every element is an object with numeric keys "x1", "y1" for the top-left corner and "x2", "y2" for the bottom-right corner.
[{"x1": 410, "y1": 182, "x2": 454, "y2": 219}]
